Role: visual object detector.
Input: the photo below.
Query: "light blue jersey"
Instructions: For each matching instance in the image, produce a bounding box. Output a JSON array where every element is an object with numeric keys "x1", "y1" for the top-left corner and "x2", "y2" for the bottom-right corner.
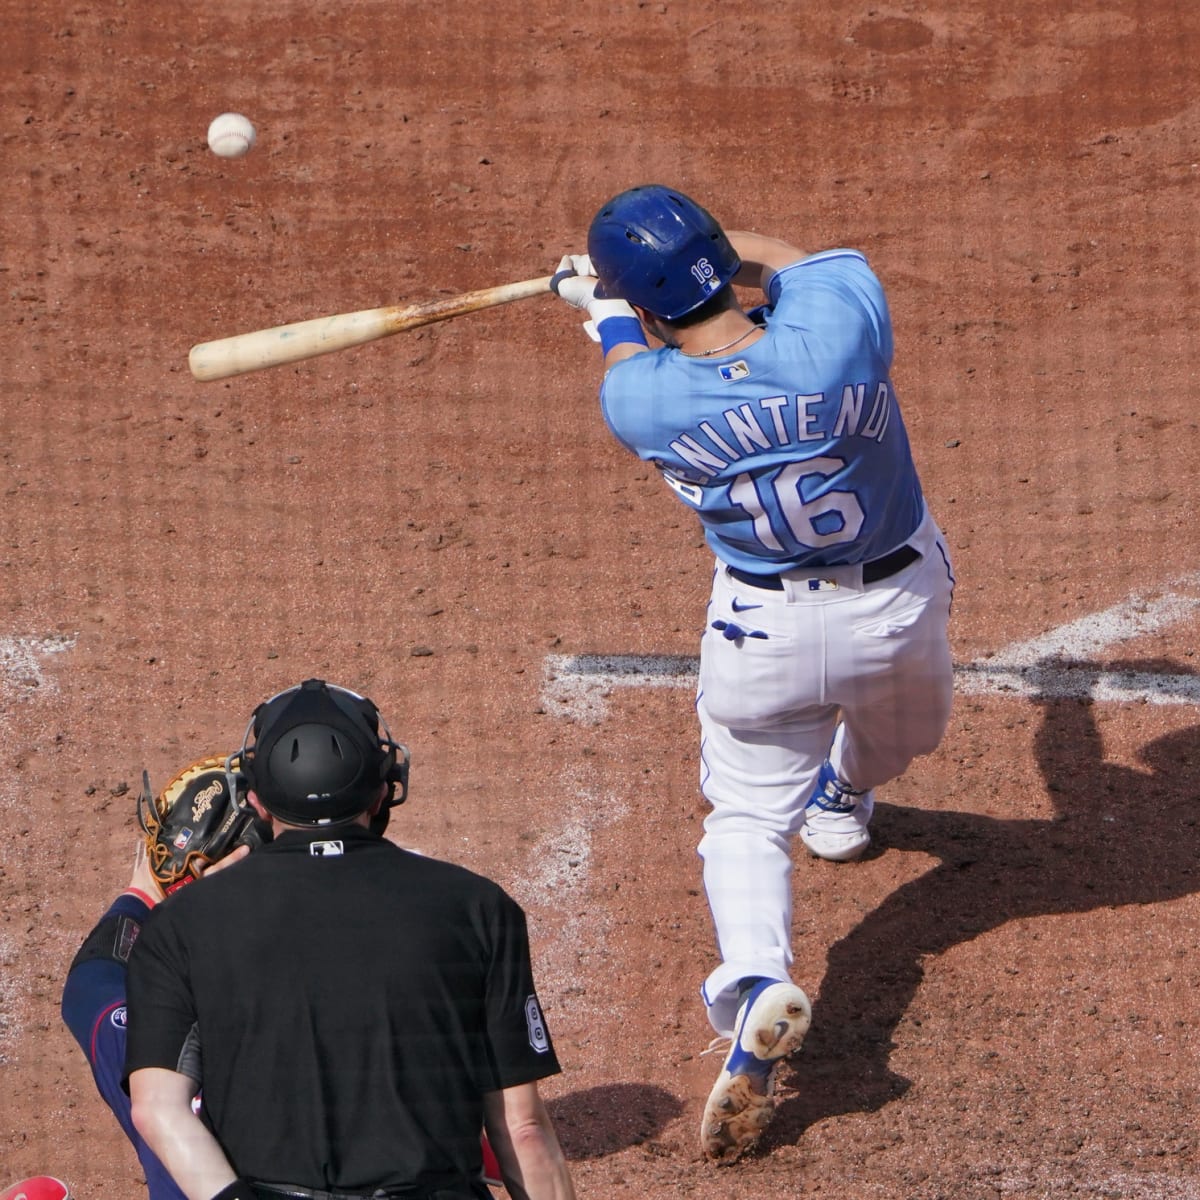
[{"x1": 600, "y1": 250, "x2": 925, "y2": 572}]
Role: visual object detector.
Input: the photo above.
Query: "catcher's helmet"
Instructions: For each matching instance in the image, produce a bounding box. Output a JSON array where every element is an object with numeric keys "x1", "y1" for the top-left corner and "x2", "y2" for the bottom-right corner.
[
  {"x1": 587, "y1": 184, "x2": 741, "y2": 320},
  {"x1": 238, "y1": 679, "x2": 410, "y2": 827}
]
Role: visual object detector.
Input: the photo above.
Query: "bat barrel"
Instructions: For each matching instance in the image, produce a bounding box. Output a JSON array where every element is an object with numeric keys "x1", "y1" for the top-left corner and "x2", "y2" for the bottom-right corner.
[
  {"x1": 188, "y1": 276, "x2": 555, "y2": 382},
  {"x1": 188, "y1": 310, "x2": 395, "y2": 382}
]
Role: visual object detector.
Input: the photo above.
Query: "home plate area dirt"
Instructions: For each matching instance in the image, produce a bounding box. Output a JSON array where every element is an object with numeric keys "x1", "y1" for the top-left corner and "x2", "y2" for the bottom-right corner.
[{"x1": 3, "y1": 2, "x2": 1199, "y2": 1197}]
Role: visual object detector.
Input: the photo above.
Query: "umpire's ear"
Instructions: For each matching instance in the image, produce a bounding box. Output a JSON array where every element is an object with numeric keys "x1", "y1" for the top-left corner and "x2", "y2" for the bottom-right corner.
[
  {"x1": 247, "y1": 792, "x2": 273, "y2": 822},
  {"x1": 366, "y1": 782, "x2": 387, "y2": 816}
]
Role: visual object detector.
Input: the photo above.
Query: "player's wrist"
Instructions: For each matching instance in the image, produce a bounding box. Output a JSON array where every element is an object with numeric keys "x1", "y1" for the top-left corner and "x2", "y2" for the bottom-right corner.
[
  {"x1": 122, "y1": 886, "x2": 161, "y2": 910},
  {"x1": 586, "y1": 299, "x2": 648, "y2": 356},
  {"x1": 596, "y1": 317, "x2": 648, "y2": 356},
  {"x1": 586, "y1": 297, "x2": 636, "y2": 325},
  {"x1": 126, "y1": 842, "x2": 164, "y2": 908}
]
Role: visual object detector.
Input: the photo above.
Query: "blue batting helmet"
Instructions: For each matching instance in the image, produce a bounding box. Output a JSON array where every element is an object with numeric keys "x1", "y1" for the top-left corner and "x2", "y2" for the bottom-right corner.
[{"x1": 587, "y1": 185, "x2": 741, "y2": 320}]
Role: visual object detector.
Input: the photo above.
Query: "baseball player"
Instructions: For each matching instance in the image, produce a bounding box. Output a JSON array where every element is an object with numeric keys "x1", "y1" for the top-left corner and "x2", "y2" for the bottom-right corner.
[
  {"x1": 60, "y1": 759, "x2": 264, "y2": 1200},
  {"x1": 124, "y1": 679, "x2": 575, "y2": 1200},
  {"x1": 551, "y1": 185, "x2": 955, "y2": 1162}
]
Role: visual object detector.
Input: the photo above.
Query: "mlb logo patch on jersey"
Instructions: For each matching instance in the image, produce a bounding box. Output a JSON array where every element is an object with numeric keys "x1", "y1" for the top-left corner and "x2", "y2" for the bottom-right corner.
[
  {"x1": 719, "y1": 360, "x2": 750, "y2": 382},
  {"x1": 310, "y1": 840, "x2": 344, "y2": 857}
]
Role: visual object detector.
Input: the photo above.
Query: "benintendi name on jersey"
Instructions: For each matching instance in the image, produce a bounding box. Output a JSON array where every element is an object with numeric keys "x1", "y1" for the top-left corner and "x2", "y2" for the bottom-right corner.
[{"x1": 662, "y1": 381, "x2": 894, "y2": 480}]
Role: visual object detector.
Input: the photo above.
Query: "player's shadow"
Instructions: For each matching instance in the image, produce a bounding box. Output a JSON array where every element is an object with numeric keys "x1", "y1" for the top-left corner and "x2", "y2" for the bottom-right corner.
[
  {"x1": 769, "y1": 656, "x2": 1200, "y2": 1147},
  {"x1": 547, "y1": 1083, "x2": 683, "y2": 1159}
]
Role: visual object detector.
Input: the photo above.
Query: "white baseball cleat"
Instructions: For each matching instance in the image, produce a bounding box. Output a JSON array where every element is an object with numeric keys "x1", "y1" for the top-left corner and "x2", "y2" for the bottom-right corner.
[
  {"x1": 800, "y1": 761, "x2": 874, "y2": 862},
  {"x1": 700, "y1": 980, "x2": 812, "y2": 1163}
]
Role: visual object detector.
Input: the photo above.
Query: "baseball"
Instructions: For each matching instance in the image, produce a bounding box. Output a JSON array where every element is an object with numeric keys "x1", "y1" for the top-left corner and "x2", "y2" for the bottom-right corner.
[{"x1": 206, "y1": 112, "x2": 256, "y2": 159}]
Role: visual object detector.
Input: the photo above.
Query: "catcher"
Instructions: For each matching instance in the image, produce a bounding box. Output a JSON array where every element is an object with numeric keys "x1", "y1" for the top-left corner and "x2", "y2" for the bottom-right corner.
[{"x1": 61, "y1": 756, "x2": 270, "y2": 1200}]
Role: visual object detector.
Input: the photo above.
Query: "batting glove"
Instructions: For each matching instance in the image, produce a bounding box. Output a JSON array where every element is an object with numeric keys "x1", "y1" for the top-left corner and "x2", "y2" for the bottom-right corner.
[
  {"x1": 560, "y1": 252, "x2": 595, "y2": 279},
  {"x1": 550, "y1": 254, "x2": 598, "y2": 311},
  {"x1": 551, "y1": 253, "x2": 642, "y2": 347}
]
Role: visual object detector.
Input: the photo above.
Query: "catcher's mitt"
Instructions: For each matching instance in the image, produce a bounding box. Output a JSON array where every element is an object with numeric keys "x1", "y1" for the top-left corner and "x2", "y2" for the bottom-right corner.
[{"x1": 138, "y1": 755, "x2": 271, "y2": 894}]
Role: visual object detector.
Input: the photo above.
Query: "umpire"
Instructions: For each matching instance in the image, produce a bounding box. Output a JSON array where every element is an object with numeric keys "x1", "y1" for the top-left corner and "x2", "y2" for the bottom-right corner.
[{"x1": 125, "y1": 678, "x2": 576, "y2": 1200}]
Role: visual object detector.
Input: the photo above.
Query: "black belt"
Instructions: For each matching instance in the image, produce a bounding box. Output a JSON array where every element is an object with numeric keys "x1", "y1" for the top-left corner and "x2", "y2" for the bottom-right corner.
[
  {"x1": 728, "y1": 543, "x2": 920, "y2": 591},
  {"x1": 251, "y1": 1184, "x2": 476, "y2": 1200},
  {"x1": 252, "y1": 1188, "x2": 408, "y2": 1200}
]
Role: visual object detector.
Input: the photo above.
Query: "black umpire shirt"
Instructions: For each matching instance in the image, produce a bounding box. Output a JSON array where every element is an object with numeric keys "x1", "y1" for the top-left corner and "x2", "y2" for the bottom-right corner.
[{"x1": 123, "y1": 825, "x2": 560, "y2": 1194}]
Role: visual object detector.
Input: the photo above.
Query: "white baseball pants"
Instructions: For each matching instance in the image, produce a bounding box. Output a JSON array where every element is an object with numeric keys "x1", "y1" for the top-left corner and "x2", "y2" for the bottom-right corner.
[{"x1": 697, "y1": 508, "x2": 955, "y2": 1035}]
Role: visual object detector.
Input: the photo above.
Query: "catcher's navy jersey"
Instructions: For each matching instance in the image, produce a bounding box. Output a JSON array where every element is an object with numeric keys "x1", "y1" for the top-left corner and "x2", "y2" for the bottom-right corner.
[
  {"x1": 600, "y1": 250, "x2": 925, "y2": 572},
  {"x1": 61, "y1": 892, "x2": 186, "y2": 1200}
]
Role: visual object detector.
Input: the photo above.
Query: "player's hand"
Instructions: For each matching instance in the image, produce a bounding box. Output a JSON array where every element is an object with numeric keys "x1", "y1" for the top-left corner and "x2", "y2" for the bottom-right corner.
[
  {"x1": 561, "y1": 253, "x2": 594, "y2": 277},
  {"x1": 551, "y1": 254, "x2": 598, "y2": 311},
  {"x1": 199, "y1": 843, "x2": 252, "y2": 877}
]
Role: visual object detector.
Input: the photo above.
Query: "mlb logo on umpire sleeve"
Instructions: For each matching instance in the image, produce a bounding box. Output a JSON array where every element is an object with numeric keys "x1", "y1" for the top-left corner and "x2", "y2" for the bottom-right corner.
[{"x1": 525, "y1": 994, "x2": 549, "y2": 1053}]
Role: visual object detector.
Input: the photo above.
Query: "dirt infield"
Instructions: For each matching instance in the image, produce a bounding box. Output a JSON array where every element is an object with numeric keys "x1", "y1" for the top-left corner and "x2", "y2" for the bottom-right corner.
[{"x1": 4, "y1": 2, "x2": 1199, "y2": 1197}]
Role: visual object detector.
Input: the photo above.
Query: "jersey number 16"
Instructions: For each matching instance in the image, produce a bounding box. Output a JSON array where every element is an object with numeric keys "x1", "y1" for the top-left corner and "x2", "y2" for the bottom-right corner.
[{"x1": 730, "y1": 455, "x2": 865, "y2": 551}]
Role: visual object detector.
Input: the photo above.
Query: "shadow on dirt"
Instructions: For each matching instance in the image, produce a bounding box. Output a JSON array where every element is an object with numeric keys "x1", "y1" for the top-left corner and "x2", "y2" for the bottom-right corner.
[
  {"x1": 547, "y1": 1082, "x2": 684, "y2": 1159},
  {"x1": 769, "y1": 656, "x2": 1200, "y2": 1147}
]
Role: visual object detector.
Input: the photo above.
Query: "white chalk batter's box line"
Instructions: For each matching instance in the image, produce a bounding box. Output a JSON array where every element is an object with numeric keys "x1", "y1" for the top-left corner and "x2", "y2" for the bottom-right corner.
[{"x1": 542, "y1": 582, "x2": 1200, "y2": 720}]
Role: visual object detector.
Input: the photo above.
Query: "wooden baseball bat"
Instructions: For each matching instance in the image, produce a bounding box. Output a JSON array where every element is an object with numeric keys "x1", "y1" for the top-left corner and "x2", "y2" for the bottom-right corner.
[{"x1": 188, "y1": 275, "x2": 555, "y2": 382}]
